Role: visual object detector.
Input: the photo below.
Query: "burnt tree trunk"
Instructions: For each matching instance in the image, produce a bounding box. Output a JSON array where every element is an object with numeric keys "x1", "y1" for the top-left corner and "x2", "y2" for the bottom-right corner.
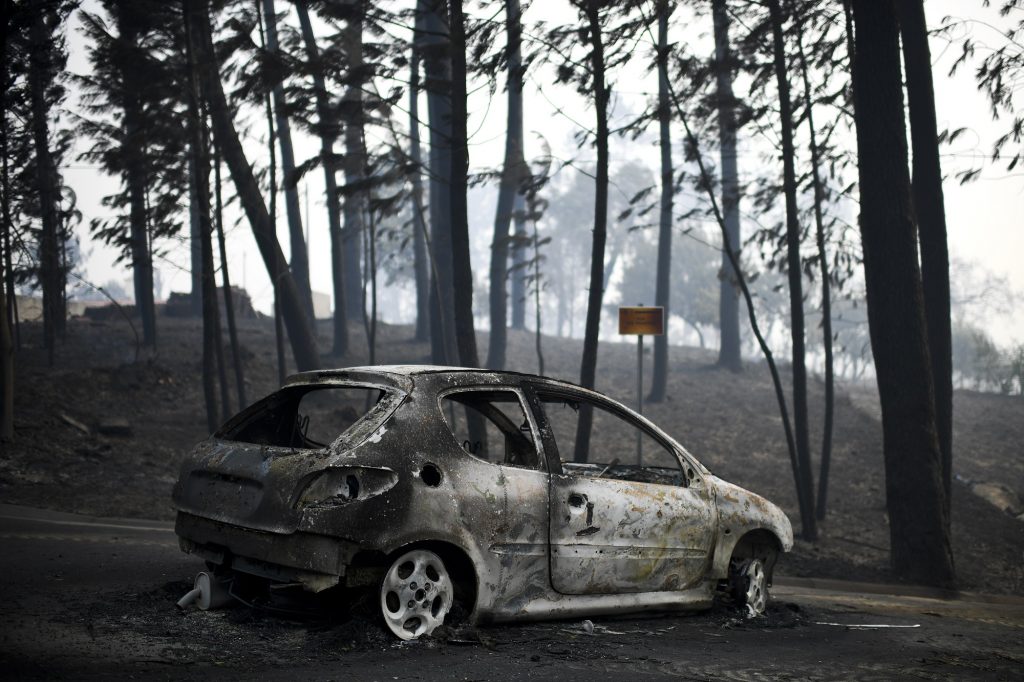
[
  {"x1": 213, "y1": 142, "x2": 246, "y2": 409},
  {"x1": 1, "y1": 57, "x2": 14, "y2": 441},
  {"x1": 510, "y1": 200, "x2": 527, "y2": 330},
  {"x1": 184, "y1": 0, "x2": 220, "y2": 431},
  {"x1": 360, "y1": 129, "x2": 379, "y2": 366},
  {"x1": 0, "y1": 193, "x2": 10, "y2": 441},
  {"x1": 768, "y1": 0, "x2": 816, "y2": 541},
  {"x1": 508, "y1": 0, "x2": 527, "y2": 336},
  {"x1": 257, "y1": 0, "x2": 286, "y2": 382},
  {"x1": 712, "y1": 0, "x2": 742, "y2": 373},
  {"x1": 648, "y1": 0, "x2": 673, "y2": 403},
  {"x1": 189, "y1": 156, "x2": 202, "y2": 315},
  {"x1": 409, "y1": 10, "x2": 430, "y2": 343},
  {"x1": 532, "y1": 216, "x2": 545, "y2": 374},
  {"x1": 261, "y1": 0, "x2": 315, "y2": 325},
  {"x1": 0, "y1": 254, "x2": 10, "y2": 441},
  {"x1": 208, "y1": 128, "x2": 231, "y2": 419},
  {"x1": 793, "y1": 6, "x2": 835, "y2": 521},
  {"x1": 1, "y1": 117, "x2": 14, "y2": 351},
  {"x1": 341, "y1": 4, "x2": 366, "y2": 323},
  {"x1": 188, "y1": 0, "x2": 320, "y2": 371},
  {"x1": 116, "y1": 5, "x2": 157, "y2": 347},
  {"x1": 27, "y1": 0, "x2": 64, "y2": 362},
  {"x1": 420, "y1": 0, "x2": 456, "y2": 365},
  {"x1": 574, "y1": 0, "x2": 610, "y2": 462},
  {"x1": 851, "y1": 0, "x2": 954, "y2": 587},
  {"x1": 296, "y1": 0, "x2": 348, "y2": 356},
  {"x1": 448, "y1": 0, "x2": 479, "y2": 368},
  {"x1": 897, "y1": 0, "x2": 953, "y2": 518},
  {"x1": 486, "y1": 0, "x2": 527, "y2": 370}
]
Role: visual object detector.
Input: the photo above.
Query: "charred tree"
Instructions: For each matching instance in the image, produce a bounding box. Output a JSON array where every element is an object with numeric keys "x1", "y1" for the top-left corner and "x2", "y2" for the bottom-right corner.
[
  {"x1": 897, "y1": 0, "x2": 953, "y2": 517},
  {"x1": 0, "y1": 181, "x2": 10, "y2": 441},
  {"x1": 1, "y1": 74, "x2": 13, "y2": 352},
  {"x1": 648, "y1": 0, "x2": 673, "y2": 403},
  {"x1": 509, "y1": 199, "x2": 527, "y2": 331},
  {"x1": 184, "y1": 0, "x2": 220, "y2": 431},
  {"x1": 187, "y1": 0, "x2": 320, "y2": 371},
  {"x1": 573, "y1": 0, "x2": 610, "y2": 462},
  {"x1": 27, "y1": 0, "x2": 65, "y2": 361},
  {"x1": 448, "y1": 0, "x2": 479, "y2": 368},
  {"x1": 360, "y1": 128, "x2": 379, "y2": 365},
  {"x1": 486, "y1": 0, "x2": 527, "y2": 370},
  {"x1": 213, "y1": 142, "x2": 246, "y2": 409},
  {"x1": 0, "y1": 254, "x2": 10, "y2": 440},
  {"x1": 261, "y1": 0, "x2": 315, "y2": 325},
  {"x1": 851, "y1": 0, "x2": 954, "y2": 587},
  {"x1": 420, "y1": 0, "x2": 456, "y2": 365},
  {"x1": 189, "y1": 156, "x2": 202, "y2": 315},
  {"x1": 341, "y1": 2, "x2": 366, "y2": 323},
  {"x1": 768, "y1": 0, "x2": 816, "y2": 541},
  {"x1": 295, "y1": 0, "x2": 348, "y2": 356},
  {"x1": 0, "y1": 39, "x2": 13, "y2": 440},
  {"x1": 256, "y1": 0, "x2": 286, "y2": 383},
  {"x1": 409, "y1": 12, "x2": 430, "y2": 344},
  {"x1": 793, "y1": 7, "x2": 835, "y2": 522},
  {"x1": 712, "y1": 0, "x2": 742, "y2": 373},
  {"x1": 115, "y1": 5, "x2": 157, "y2": 346}
]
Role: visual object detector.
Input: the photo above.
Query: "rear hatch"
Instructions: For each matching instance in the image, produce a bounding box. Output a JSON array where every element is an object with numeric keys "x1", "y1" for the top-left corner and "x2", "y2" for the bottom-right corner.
[{"x1": 172, "y1": 373, "x2": 407, "y2": 534}]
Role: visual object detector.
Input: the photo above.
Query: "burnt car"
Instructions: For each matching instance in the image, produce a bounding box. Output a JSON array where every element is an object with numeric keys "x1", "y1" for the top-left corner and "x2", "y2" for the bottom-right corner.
[{"x1": 173, "y1": 366, "x2": 792, "y2": 639}]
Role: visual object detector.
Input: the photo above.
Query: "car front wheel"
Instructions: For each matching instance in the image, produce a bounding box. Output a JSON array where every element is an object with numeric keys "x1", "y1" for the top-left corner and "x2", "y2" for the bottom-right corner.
[
  {"x1": 380, "y1": 548, "x2": 454, "y2": 640},
  {"x1": 731, "y1": 557, "x2": 769, "y2": 616}
]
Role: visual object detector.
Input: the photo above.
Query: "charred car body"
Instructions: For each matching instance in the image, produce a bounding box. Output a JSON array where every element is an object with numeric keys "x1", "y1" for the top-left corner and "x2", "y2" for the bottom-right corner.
[{"x1": 173, "y1": 366, "x2": 793, "y2": 639}]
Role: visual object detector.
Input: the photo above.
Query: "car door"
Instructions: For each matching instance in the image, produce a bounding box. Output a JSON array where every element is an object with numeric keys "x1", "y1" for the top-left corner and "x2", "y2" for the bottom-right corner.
[
  {"x1": 531, "y1": 387, "x2": 716, "y2": 595},
  {"x1": 436, "y1": 385, "x2": 551, "y2": 597}
]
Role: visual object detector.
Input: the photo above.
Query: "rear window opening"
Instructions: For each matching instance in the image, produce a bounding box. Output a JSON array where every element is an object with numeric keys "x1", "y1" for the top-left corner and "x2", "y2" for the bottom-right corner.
[
  {"x1": 219, "y1": 385, "x2": 388, "y2": 449},
  {"x1": 439, "y1": 390, "x2": 541, "y2": 470}
]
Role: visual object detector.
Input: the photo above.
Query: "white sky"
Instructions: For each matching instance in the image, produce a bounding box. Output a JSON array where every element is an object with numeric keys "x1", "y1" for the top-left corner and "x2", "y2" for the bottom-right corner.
[{"x1": 59, "y1": 0, "x2": 1023, "y2": 347}]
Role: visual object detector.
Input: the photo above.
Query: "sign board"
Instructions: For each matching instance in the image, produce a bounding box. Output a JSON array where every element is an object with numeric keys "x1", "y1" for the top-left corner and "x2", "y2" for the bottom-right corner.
[{"x1": 618, "y1": 306, "x2": 665, "y2": 336}]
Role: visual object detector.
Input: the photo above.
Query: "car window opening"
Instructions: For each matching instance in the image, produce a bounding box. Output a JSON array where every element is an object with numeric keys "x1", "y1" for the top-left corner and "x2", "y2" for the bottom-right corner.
[
  {"x1": 537, "y1": 393, "x2": 685, "y2": 486},
  {"x1": 220, "y1": 385, "x2": 388, "y2": 449},
  {"x1": 440, "y1": 390, "x2": 541, "y2": 470}
]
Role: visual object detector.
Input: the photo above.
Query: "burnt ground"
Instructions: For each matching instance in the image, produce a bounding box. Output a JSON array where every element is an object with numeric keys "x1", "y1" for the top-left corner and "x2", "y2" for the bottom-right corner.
[
  {"x1": 2, "y1": 314, "x2": 1023, "y2": 595},
  {"x1": 2, "y1": 506, "x2": 1023, "y2": 680}
]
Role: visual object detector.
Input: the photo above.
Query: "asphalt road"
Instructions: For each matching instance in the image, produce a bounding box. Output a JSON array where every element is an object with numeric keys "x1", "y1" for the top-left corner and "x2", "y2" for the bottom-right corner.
[{"x1": 1, "y1": 504, "x2": 1022, "y2": 681}]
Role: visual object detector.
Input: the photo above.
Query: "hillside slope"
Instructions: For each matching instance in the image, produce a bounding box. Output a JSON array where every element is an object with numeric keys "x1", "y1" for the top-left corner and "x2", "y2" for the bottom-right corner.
[{"x1": 3, "y1": 315, "x2": 1021, "y2": 594}]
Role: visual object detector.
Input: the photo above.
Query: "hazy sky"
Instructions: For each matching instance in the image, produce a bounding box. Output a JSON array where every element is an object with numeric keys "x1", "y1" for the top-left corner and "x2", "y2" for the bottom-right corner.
[{"x1": 59, "y1": 0, "x2": 1022, "y2": 347}]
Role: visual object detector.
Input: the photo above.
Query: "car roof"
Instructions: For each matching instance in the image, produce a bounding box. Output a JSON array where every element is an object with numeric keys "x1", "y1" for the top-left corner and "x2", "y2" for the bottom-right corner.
[{"x1": 286, "y1": 365, "x2": 587, "y2": 392}]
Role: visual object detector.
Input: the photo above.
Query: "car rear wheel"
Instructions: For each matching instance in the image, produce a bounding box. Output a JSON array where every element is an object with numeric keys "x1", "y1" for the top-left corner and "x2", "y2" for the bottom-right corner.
[
  {"x1": 731, "y1": 557, "x2": 769, "y2": 616},
  {"x1": 380, "y1": 549, "x2": 454, "y2": 640}
]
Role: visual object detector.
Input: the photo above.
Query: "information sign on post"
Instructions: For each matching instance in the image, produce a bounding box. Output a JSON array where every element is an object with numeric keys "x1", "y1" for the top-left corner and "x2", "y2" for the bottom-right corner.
[
  {"x1": 618, "y1": 306, "x2": 665, "y2": 467},
  {"x1": 618, "y1": 306, "x2": 665, "y2": 336}
]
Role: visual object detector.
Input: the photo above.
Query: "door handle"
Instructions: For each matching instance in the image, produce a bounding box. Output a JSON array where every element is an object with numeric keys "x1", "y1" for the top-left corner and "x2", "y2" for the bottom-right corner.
[{"x1": 568, "y1": 493, "x2": 586, "y2": 508}]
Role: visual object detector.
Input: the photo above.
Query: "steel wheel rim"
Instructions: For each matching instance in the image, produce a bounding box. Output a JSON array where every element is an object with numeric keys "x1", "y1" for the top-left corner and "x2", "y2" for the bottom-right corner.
[
  {"x1": 380, "y1": 549, "x2": 453, "y2": 640},
  {"x1": 743, "y1": 558, "x2": 768, "y2": 615}
]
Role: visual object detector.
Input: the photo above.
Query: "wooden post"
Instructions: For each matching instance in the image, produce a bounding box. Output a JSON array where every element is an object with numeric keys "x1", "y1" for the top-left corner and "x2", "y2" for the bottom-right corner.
[{"x1": 618, "y1": 305, "x2": 665, "y2": 466}]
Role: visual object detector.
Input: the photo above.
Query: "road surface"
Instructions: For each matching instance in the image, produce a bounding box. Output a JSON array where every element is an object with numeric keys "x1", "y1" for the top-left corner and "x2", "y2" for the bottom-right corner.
[{"x1": 1, "y1": 504, "x2": 1021, "y2": 680}]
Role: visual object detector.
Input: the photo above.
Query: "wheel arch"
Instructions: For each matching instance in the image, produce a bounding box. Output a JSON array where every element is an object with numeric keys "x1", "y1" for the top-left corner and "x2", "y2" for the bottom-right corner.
[
  {"x1": 715, "y1": 528, "x2": 783, "y2": 583},
  {"x1": 356, "y1": 538, "x2": 480, "y2": 614}
]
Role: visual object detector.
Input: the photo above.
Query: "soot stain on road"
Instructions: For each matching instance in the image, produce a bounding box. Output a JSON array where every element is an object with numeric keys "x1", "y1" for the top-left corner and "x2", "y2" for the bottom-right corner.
[{"x1": 83, "y1": 577, "x2": 811, "y2": 669}]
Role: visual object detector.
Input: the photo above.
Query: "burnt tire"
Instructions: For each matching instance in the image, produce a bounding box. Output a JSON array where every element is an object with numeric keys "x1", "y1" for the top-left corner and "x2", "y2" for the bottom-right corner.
[
  {"x1": 731, "y1": 557, "x2": 769, "y2": 616},
  {"x1": 379, "y1": 549, "x2": 454, "y2": 640}
]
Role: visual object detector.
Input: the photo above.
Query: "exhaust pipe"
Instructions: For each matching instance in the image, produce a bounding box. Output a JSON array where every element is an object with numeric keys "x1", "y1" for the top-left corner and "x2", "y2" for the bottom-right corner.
[{"x1": 176, "y1": 571, "x2": 232, "y2": 611}]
